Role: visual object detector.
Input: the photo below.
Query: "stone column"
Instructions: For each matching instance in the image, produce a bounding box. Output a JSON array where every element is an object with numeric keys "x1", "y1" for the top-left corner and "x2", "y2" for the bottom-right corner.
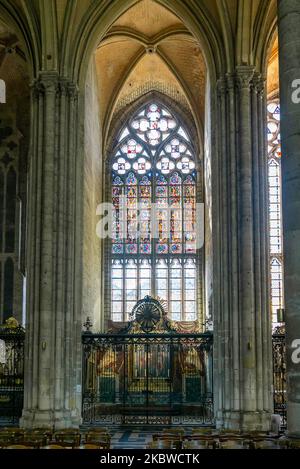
[
  {"x1": 278, "y1": 0, "x2": 300, "y2": 438},
  {"x1": 214, "y1": 68, "x2": 273, "y2": 431},
  {"x1": 20, "y1": 72, "x2": 82, "y2": 429},
  {"x1": 236, "y1": 66, "x2": 257, "y2": 422}
]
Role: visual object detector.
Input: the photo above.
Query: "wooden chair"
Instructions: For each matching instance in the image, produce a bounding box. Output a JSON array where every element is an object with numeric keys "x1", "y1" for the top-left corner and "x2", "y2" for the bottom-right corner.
[
  {"x1": 43, "y1": 444, "x2": 67, "y2": 449},
  {"x1": 0, "y1": 440, "x2": 12, "y2": 448},
  {"x1": 85, "y1": 431, "x2": 111, "y2": 444},
  {"x1": 149, "y1": 439, "x2": 181, "y2": 450},
  {"x1": 55, "y1": 428, "x2": 80, "y2": 434},
  {"x1": 185, "y1": 435, "x2": 216, "y2": 449},
  {"x1": 6, "y1": 444, "x2": 35, "y2": 449},
  {"x1": 81, "y1": 444, "x2": 101, "y2": 450},
  {"x1": 286, "y1": 439, "x2": 300, "y2": 449},
  {"x1": 54, "y1": 432, "x2": 81, "y2": 448},
  {"x1": 254, "y1": 439, "x2": 279, "y2": 450},
  {"x1": 192, "y1": 428, "x2": 214, "y2": 435},
  {"x1": 163, "y1": 427, "x2": 185, "y2": 436},
  {"x1": 247, "y1": 432, "x2": 270, "y2": 440},
  {"x1": 31, "y1": 428, "x2": 54, "y2": 439},
  {"x1": 2, "y1": 427, "x2": 24, "y2": 433},
  {"x1": 22, "y1": 434, "x2": 47, "y2": 448},
  {"x1": 153, "y1": 433, "x2": 183, "y2": 441},
  {"x1": 277, "y1": 439, "x2": 290, "y2": 449},
  {"x1": 183, "y1": 439, "x2": 209, "y2": 449},
  {"x1": 1, "y1": 428, "x2": 25, "y2": 439},
  {"x1": 81, "y1": 442, "x2": 110, "y2": 450},
  {"x1": 219, "y1": 439, "x2": 245, "y2": 450},
  {"x1": 0, "y1": 432, "x2": 24, "y2": 447}
]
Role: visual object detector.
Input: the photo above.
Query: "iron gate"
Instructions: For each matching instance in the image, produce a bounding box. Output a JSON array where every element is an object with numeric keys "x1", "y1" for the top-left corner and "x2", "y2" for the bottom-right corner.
[
  {"x1": 82, "y1": 296, "x2": 213, "y2": 425},
  {"x1": 82, "y1": 332, "x2": 213, "y2": 425},
  {"x1": 0, "y1": 320, "x2": 25, "y2": 424},
  {"x1": 82, "y1": 297, "x2": 288, "y2": 428},
  {"x1": 272, "y1": 326, "x2": 286, "y2": 430}
]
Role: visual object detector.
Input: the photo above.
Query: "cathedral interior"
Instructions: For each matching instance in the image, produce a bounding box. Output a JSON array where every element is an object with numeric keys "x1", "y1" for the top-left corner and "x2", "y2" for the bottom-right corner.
[{"x1": 0, "y1": 0, "x2": 300, "y2": 450}]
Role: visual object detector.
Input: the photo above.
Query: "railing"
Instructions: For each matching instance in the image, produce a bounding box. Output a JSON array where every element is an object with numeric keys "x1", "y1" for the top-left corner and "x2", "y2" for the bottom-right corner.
[
  {"x1": 82, "y1": 331, "x2": 214, "y2": 426},
  {"x1": 0, "y1": 322, "x2": 25, "y2": 424},
  {"x1": 272, "y1": 326, "x2": 286, "y2": 431}
]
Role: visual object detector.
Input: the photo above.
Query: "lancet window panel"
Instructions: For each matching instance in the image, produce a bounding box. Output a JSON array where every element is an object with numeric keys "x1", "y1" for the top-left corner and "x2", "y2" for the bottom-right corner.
[
  {"x1": 267, "y1": 100, "x2": 284, "y2": 328},
  {"x1": 109, "y1": 102, "x2": 200, "y2": 323},
  {"x1": 0, "y1": 163, "x2": 17, "y2": 322}
]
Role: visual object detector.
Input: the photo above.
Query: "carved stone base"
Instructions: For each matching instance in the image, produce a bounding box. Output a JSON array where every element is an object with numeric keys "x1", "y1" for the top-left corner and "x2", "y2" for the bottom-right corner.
[
  {"x1": 216, "y1": 410, "x2": 272, "y2": 432},
  {"x1": 20, "y1": 409, "x2": 82, "y2": 429}
]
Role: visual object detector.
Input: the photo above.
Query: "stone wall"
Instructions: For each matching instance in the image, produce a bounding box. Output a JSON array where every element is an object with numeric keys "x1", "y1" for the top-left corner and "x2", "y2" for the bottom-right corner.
[{"x1": 82, "y1": 57, "x2": 103, "y2": 331}]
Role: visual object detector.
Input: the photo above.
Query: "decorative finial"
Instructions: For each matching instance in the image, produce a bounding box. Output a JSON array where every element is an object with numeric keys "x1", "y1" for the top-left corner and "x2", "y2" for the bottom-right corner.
[{"x1": 83, "y1": 316, "x2": 93, "y2": 332}]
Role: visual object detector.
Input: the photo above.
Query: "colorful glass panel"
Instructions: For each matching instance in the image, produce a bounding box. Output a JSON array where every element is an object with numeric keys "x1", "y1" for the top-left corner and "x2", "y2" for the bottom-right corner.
[
  {"x1": 267, "y1": 101, "x2": 284, "y2": 328},
  {"x1": 111, "y1": 102, "x2": 199, "y2": 321}
]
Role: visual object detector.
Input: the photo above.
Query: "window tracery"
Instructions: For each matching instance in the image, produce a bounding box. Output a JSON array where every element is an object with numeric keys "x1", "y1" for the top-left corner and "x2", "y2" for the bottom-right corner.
[{"x1": 110, "y1": 102, "x2": 199, "y2": 322}]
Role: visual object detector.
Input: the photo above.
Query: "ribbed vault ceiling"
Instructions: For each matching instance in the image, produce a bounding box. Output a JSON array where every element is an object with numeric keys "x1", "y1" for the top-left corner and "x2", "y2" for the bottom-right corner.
[
  {"x1": 0, "y1": 19, "x2": 29, "y2": 100},
  {"x1": 267, "y1": 36, "x2": 279, "y2": 96},
  {"x1": 95, "y1": 0, "x2": 206, "y2": 139}
]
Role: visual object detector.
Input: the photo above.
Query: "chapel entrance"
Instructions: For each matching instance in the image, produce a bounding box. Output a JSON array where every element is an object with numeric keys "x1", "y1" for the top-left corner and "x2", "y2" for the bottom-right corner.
[{"x1": 82, "y1": 297, "x2": 214, "y2": 426}]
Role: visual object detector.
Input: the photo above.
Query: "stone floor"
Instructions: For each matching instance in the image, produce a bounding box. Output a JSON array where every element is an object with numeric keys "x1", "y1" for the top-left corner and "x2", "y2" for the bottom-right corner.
[{"x1": 110, "y1": 430, "x2": 153, "y2": 449}]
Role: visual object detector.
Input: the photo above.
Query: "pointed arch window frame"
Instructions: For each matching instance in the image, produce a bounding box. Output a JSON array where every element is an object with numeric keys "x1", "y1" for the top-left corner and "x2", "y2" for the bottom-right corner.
[
  {"x1": 0, "y1": 160, "x2": 18, "y2": 324},
  {"x1": 107, "y1": 100, "x2": 202, "y2": 324},
  {"x1": 267, "y1": 98, "x2": 285, "y2": 327}
]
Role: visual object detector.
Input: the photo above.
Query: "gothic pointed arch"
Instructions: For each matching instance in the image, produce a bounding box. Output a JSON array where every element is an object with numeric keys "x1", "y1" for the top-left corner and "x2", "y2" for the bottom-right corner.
[
  {"x1": 69, "y1": 0, "x2": 225, "y2": 88},
  {"x1": 107, "y1": 97, "x2": 202, "y2": 325}
]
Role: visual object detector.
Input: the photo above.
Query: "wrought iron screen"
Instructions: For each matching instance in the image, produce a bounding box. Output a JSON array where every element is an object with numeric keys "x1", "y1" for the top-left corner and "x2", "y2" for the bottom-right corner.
[
  {"x1": 0, "y1": 321, "x2": 25, "y2": 424},
  {"x1": 82, "y1": 332, "x2": 213, "y2": 426},
  {"x1": 82, "y1": 297, "x2": 213, "y2": 426},
  {"x1": 272, "y1": 326, "x2": 286, "y2": 430}
]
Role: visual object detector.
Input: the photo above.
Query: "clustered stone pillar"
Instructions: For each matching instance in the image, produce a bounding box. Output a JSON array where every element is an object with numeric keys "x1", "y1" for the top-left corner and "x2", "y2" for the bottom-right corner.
[
  {"x1": 21, "y1": 72, "x2": 82, "y2": 429},
  {"x1": 278, "y1": 0, "x2": 300, "y2": 438},
  {"x1": 214, "y1": 68, "x2": 273, "y2": 431}
]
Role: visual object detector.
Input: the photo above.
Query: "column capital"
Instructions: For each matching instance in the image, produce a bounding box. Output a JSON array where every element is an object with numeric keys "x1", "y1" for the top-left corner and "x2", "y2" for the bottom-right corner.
[
  {"x1": 58, "y1": 79, "x2": 78, "y2": 98},
  {"x1": 66, "y1": 82, "x2": 79, "y2": 99},
  {"x1": 31, "y1": 80, "x2": 45, "y2": 99},
  {"x1": 39, "y1": 71, "x2": 60, "y2": 95},
  {"x1": 235, "y1": 66, "x2": 255, "y2": 90},
  {"x1": 252, "y1": 73, "x2": 266, "y2": 97},
  {"x1": 31, "y1": 73, "x2": 79, "y2": 99}
]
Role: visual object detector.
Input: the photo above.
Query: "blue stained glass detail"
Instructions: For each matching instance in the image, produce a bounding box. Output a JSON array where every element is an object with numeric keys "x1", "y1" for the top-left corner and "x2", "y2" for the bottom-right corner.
[
  {"x1": 170, "y1": 172, "x2": 182, "y2": 185},
  {"x1": 112, "y1": 244, "x2": 123, "y2": 254},
  {"x1": 183, "y1": 175, "x2": 195, "y2": 185},
  {"x1": 170, "y1": 244, "x2": 182, "y2": 254},
  {"x1": 111, "y1": 101, "x2": 199, "y2": 322},
  {"x1": 140, "y1": 244, "x2": 151, "y2": 254},
  {"x1": 140, "y1": 176, "x2": 151, "y2": 185},
  {"x1": 157, "y1": 244, "x2": 168, "y2": 254},
  {"x1": 126, "y1": 172, "x2": 137, "y2": 185},
  {"x1": 126, "y1": 244, "x2": 138, "y2": 254},
  {"x1": 113, "y1": 176, "x2": 123, "y2": 186},
  {"x1": 156, "y1": 174, "x2": 168, "y2": 185},
  {"x1": 156, "y1": 186, "x2": 167, "y2": 197}
]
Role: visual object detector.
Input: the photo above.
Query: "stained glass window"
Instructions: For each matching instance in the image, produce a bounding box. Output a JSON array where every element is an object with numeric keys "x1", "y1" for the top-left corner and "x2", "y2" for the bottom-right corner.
[
  {"x1": 111, "y1": 102, "x2": 199, "y2": 322},
  {"x1": 267, "y1": 101, "x2": 284, "y2": 327}
]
